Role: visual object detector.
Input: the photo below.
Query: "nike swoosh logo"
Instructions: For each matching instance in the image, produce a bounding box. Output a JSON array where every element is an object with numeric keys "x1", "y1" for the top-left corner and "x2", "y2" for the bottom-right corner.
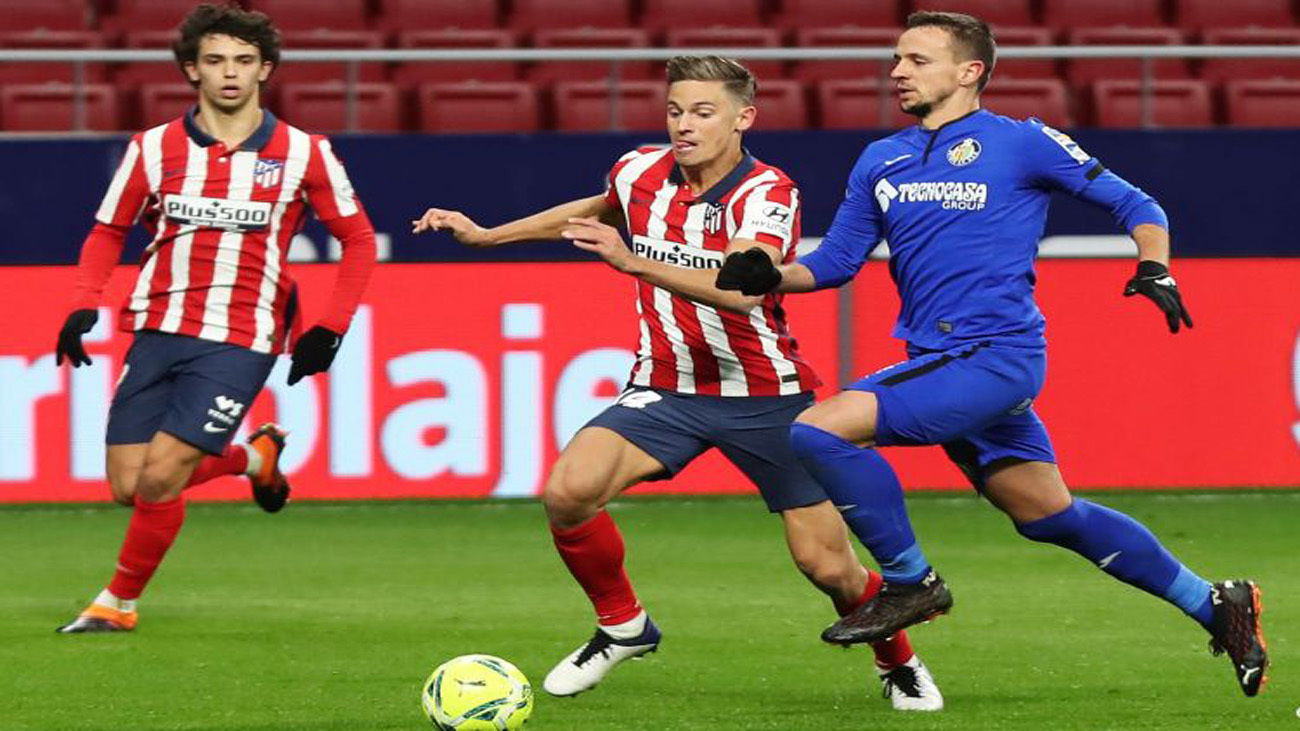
[
  {"x1": 1240, "y1": 666, "x2": 1259, "y2": 686},
  {"x1": 835, "y1": 504, "x2": 857, "y2": 513},
  {"x1": 203, "y1": 422, "x2": 229, "y2": 433},
  {"x1": 1097, "y1": 551, "x2": 1121, "y2": 569},
  {"x1": 884, "y1": 154, "x2": 913, "y2": 166}
]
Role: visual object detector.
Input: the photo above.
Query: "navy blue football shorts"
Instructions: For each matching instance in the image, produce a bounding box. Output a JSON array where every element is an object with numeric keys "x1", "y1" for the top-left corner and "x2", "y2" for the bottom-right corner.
[
  {"x1": 584, "y1": 387, "x2": 826, "y2": 512},
  {"x1": 106, "y1": 331, "x2": 276, "y2": 455},
  {"x1": 847, "y1": 340, "x2": 1057, "y2": 487}
]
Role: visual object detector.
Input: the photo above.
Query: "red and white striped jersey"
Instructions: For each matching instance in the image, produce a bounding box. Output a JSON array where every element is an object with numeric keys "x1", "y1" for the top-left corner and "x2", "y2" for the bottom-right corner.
[
  {"x1": 604, "y1": 146, "x2": 821, "y2": 396},
  {"x1": 95, "y1": 109, "x2": 366, "y2": 354}
]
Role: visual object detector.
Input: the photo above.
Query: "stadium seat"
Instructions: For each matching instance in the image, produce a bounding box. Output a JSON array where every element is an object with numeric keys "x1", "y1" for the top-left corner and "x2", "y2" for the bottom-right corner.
[
  {"x1": 1041, "y1": 0, "x2": 1164, "y2": 30},
  {"x1": 112, "y1": 31, "x2": 182, "y2": 89},
  {"x1": 753, "y1": 79, "x2": 808, "y2": 130},
  {"x1": 101, "y1": 0, "x2": 202, "y2": 35},
  {"x1": 1200, "y1": 28, "x2": 1300, "y2": 82},
  {"x1": 0, "y1": 0, "x2": 89, "y2": 32},
  {"x1": 792, "y1": 27, "x2": 898, "y2": 83},
  {"x1": 769, "y1": 0, "x2": 900, "y2": 32},
  {"x1": 527, "y1": 28, "x2": 653, "y2": 86},
  {"x1": 989, "y1": 27, "x2": 1055, "y2": 79},
  {"x1": 392, "y1": 29, "x2": 519, "y2": 87},
  {"x1": 663, "y1": 27, "x2": 784, "y2": 82},
  {"x1": 274, "y1": 30, "x2": 386, "y2": 86},
  {"x1": 0, "y1": 31, "x2": 107, "y2": 85},
  {"x1": 278, "y1": 82, "x2": 402, "y2": 132},
  {"x1": 1065, "y1": 28, "x2": 1190, "y2": 86},
  {"x1": 377, "y1": 0, "x2": 500, "y2": 33},
  {"x1": 1090, "y1": 79, "x2": 1213, "y2": 128},
  {"x1": 553, "y1": 81, "x2": 667, "y2": 132},
  {"x1": 983, "y1": 79, "x2": 1072, "y2": 127},
  {"x1": 415, "y1": 81, "x2": 540, "y2": 132},
  {"x1": 250, "y1": 0, "x2": 370, "y2": 31},
  {"x1": 0, "y1": 83, "x2": 119, "y2": 131},
  {"x1": 816, "y1": 79, "x2": 914, "y2": 129},
  {"x1": 138, "y1": 83, "x2": 198, "y2": 127},
  {"x1": 641, "y1": 0, "x2": 763, "y2": 35},
  {"x1": 1224, "y1": 79, "x2": 1300, "y2": 127},
  {"x1": 1175, "y1": 0, "x2": 1294, "y2": 30},
  {"x1": 508, "y1": 0, "x2": 632, "y2": 34},
  {"x1": 907, "y1": 0, "x2": 1033, "y2": 27}
]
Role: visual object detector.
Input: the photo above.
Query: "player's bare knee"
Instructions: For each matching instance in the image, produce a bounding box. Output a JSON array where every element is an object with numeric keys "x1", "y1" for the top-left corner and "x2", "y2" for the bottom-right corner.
[
  {"x1": 542, "y1": 467, "x2": 603, "y2": 527},
  {"x1": 134, "y1": 460, "x2": 187, "y2": 502}
]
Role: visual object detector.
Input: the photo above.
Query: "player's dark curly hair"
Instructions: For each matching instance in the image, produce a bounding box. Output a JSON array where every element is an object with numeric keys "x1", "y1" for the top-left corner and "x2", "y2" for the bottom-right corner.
[
  {"x1": 172, "y1": 2, "x2": 281, "y2": 87},
  {"x1": 666, "y1": 55, "x2": 756, "y2": 106},
  {"x1": 906, "y1": 10, "x2": 997, "y2": 91}
]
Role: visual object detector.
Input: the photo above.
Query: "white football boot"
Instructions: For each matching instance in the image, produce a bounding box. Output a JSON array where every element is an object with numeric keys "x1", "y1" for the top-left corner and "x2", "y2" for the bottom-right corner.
[
  {"x1": 877, "y1": 655, "x2": 943, "y2": 711},
  {"x1": 543, "y1": 614, "x2": 662, "y2": 697}
]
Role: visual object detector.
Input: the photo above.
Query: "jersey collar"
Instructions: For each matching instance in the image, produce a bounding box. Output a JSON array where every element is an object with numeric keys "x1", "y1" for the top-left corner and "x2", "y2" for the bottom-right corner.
[
  {"x1": 668, "y1": 150, "x2": 756, "y2": 205},
  {"x1": 183, "y1": 106, "x2": 279, "y2": 151}
]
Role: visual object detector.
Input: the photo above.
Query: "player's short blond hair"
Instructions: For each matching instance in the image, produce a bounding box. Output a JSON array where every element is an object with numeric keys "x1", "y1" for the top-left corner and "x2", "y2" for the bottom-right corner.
[{"x1": 666, "y1": 55, "x2": 756, "y2": 107}]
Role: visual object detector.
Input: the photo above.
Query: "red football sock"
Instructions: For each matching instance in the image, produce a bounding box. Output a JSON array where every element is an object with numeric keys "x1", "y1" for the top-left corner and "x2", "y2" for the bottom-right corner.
[
  {"x1": 551, "y1": 510, "x2": 642, "y2": 626},
  {"x1": 837, "y1": 569, "x2": 915, "y2": 669},
  {"x1": 106, "y1": 495, "x2": 187, "y2": 600},
  {"x1": 186, "y1": 446, "x2": 248, "y2": 487}
]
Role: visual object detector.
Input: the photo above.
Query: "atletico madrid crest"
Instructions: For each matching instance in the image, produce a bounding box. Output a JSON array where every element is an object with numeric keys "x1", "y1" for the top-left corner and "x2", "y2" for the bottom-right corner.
[
  {"x1": 254, "y1": 158, "x2": 284, "y2": 188},
  {"x1": 703, "y1": 202, "x2": 724, "y2": 234}
]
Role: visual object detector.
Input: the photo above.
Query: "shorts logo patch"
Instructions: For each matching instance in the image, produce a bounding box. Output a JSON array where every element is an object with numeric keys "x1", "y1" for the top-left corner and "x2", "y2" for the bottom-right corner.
[
  {"x1": 946, "y1": 138, "x2": 981, "y2": 166},
  {"x1": 204, "y1": 394, "x2": 246, "y2": 433},
  {"x1": 1008, "y1": 397, "x2": 1033, "y2": 416},
  {"x1": 615, "y1": 389, "x2": 663, "y2": 410}
]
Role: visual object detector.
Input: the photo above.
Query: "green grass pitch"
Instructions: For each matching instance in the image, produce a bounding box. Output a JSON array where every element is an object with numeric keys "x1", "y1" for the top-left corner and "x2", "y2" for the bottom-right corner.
[{"x1": 1, "y1": 491, "x2": 1295, "y2": 730}]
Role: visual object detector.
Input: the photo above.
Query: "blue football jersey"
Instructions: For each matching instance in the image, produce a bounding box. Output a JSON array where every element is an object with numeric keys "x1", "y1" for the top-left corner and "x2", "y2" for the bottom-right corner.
[{"x1": 800, "y1": 108, "x2": 1167, "y2": 350}]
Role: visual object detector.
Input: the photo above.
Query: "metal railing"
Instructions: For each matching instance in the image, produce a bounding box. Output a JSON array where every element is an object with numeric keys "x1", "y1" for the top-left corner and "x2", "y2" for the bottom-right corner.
[{"x1": 1, "y1": 45, "x2": 1298, "y2": 132}]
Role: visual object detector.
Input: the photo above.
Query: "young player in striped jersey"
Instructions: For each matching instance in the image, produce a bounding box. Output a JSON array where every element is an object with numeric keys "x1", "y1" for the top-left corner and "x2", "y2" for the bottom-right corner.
[
  {"x1": 414, "y1": 56, "x2": 942, "y2": 712},
  {"x1": 54, "y1": 3, "x2": 375, "y2": 633}
]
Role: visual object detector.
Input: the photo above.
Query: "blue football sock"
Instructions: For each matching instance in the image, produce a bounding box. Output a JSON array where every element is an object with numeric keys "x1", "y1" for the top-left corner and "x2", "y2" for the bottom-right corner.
[
  {"x1": 1016, "y1": 498, "x2": 1214, "y2": 627},
  {"x1": 789, "y1": 422, "x2": 931, "y2": 584}
]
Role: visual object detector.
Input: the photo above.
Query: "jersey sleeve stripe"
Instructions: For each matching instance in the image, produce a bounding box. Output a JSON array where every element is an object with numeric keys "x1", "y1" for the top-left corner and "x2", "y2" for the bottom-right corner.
[
  {"x1": 94, "y1": 140, "x2": 143, "y2": 225},
  {"x1": 318, "y1": 138, "x2": 359, "y2": 218}
]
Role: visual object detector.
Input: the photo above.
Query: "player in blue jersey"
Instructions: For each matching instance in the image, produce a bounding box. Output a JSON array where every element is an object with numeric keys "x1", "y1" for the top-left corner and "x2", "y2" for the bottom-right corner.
[{"x1": 715, "y1": 11, "x2": 1267, "y2": 698}]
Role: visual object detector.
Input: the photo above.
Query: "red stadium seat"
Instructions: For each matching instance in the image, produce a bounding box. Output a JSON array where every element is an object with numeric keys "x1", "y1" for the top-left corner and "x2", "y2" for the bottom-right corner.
[
  {"x1": 250, "y1": 0, "x2": 370, "y2": 31},
  {"x1": 0, "y1": 0, "x2": 89, "y2": 32},
  {"x1": 1066, "y1": 28, "x2": 1190, "y2": 86},
  {"x1": 0, "y1": 83, "x2": 119, "y2": 131},
  {"x1": 378, "y1": 0, "x2": 500, "y2": 33},
  {"x1": 1200, "y1": 28, "x2": 1300, "y2": 82},
  {"x1": 392, "y1": 29, "x2": 519, "y2": 87},
  {"x1": 982, "y1": 79, "x2": 1072, "y2": 127},
  {"x1": 663, "y1": 27, "x2": 784, "y2": 82},
  {"x1": 274, "y1": 30, "x2": 386, "y2": 86},
  {"x1": 770, "y1": 0, "x2": 901, "y2": 32},
  {"x1": 416, "y1": 82, "x2": 540, "y2": 132},
  {"x1": 0, "y1": 31, "x2": 107, "y2": 85},
  {"x1": 101, "y1": 0, "x2": 201, "y2": 34},
  {"x1": 1090, "y1": 80, "x2": 1213, "y2": 128},
  {"x1": 1041, "y1": 0, "x2": 1164, "y2": 30},
  {"x1": 641, "y1": 0, "x2": 763, "y2": 35},
  {"x1": 816, "y1": 79, "x2": 914, "y2": 129},
  {"x1": 138, "y1": 83, "x2": 197, "y2": 127},
  {"x1": 989, "y1": 27, "x2": 1055, "y2": 79},
  {"x1": 528, "y1": 28, "x2": 653, "y2": 86},
  {"x1": 113, "y1": 31, "x2": 183, "y2": 89},
  {"x1": 1175, "y1": 0, "x2": 1294, "y2": 30},
  {"x1": 792, "y1": 27, "x2": 898, "y2": 83},
  {"x1": 508, "y1": 0, "x2": 632, "y2": 34},
  {"x1": 753, "y1": 79, "x2": 808, "y2": 130},
  {"x1": 553, "y1": 81, "x2": 667, "y2": 132},
  {"x1": 908, "y1": 0, "x2": 1033, "y2": 27},
  {"x1": 278, "y1": 82, "x2": 402, "y2": 132},
  {"x1": 1224, "y1": 79, "x2": 1300, "y2": 127}
]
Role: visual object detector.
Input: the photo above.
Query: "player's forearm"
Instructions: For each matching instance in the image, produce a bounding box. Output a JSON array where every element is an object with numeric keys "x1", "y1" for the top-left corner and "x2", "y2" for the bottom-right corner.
[
  {"x1": 625, "y1": 256, "x2": 763, "y2": 314},
  {"x1": 318, "y1": 215, "x2": 377, "y2": 333},
  {"x1": 484, "y1": 195, "x2": 611, "y2": 245},
  {"x1": 70, "y1": 222, "x2": 128, "y2": 311},
  {"x1": 775, "y1": 263, "x2": 819, "y2": 293},
  {"x1": 1131, "y1": 223, "x2": 1170, "y2": 267}
]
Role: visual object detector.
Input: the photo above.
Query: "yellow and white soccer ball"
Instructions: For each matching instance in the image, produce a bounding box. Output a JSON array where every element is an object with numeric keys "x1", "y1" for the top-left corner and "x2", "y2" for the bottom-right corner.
[{"x1": 421, "y1": 654, "x2": 533, "y2": 730}]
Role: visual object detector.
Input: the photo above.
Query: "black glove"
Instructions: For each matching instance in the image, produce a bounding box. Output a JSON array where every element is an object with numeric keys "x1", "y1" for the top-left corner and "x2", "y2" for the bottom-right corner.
[
  {"x1": 288, "y1": 326, "x2": 342, "y2": 385},
  {"x1": 1123, "y1": 260, "x2": 1193, "y2": 333},
  {"x1": 715, "y1": 247, "x2": 781, "y2": 296},
  {"x1": 55, "y1": 309, "x2": 99, "y2": 367}
]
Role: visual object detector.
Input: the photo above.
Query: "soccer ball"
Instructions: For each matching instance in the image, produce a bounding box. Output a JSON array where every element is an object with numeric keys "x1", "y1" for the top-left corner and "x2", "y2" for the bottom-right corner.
[{"x1": 421, "y1": 654, "x2": 533, "y2": 730}]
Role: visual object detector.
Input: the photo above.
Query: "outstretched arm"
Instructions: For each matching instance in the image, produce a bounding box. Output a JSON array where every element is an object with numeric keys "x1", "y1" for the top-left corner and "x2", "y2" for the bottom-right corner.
[{"x1": 411, "y1": 194, "x2": 620, "y2": 247}]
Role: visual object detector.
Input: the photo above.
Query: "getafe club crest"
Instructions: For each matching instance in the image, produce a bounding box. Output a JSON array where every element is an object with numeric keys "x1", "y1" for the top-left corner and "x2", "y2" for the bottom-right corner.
[
  {"x1": 703, "y1": 202, "x2": 725, "y2": 234},
  {"x1": 946, "y1": 138, "x2": 981, "y2": 166},
  {"x1": 254, "y1": 158, "x2": 284, "y2": 188}
]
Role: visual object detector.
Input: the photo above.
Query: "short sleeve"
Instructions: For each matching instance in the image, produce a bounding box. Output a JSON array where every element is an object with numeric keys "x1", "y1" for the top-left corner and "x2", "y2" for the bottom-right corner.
[
  {"x1": 94, "y1": 137, "x2": 150, "y2": 227},
  {"x1": 733, "y1": 181, "x2": 800, "y2": 253},
  {"x1": 302, "y1": 136, "x2": 364, "y2": 222},
  {"x1": 1022, "y1": 120, "x2": 1104, "y2": 195}
]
